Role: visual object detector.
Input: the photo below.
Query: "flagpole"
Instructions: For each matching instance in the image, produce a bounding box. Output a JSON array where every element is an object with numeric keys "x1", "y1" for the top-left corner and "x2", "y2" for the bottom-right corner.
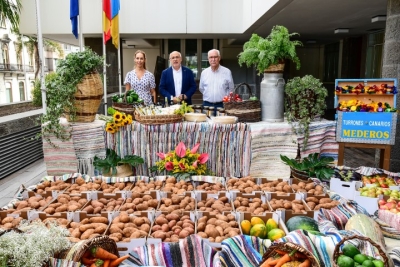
[
  {"x1": 117, "y1": 44, "x2": 122, "y2": 95},
  {"x1": 35, "y1": 0, "x2": 46, "y2": 114},
  {"x1": 78, "y1": 0, "x2": 83, "y2": 51}
]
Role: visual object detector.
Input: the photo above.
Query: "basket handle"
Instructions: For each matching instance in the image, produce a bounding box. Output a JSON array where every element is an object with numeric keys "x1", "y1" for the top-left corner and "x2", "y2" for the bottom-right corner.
[
  {"x1": 332, "y1": 235, "x2": 389, "y2": 267},
  {"x1": 234, "y1": 83, "x2": 253, "y2": 95}
]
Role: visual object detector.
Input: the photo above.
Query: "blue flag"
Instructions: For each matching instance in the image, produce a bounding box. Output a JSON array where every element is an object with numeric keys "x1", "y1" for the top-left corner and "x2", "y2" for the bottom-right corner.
[{"x1": 70, "y1": 0, "x2": 79, "y2": 39}]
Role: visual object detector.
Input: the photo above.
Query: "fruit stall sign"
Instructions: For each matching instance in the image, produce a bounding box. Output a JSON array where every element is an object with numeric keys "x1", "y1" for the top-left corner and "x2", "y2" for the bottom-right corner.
[{"x1": 336, "y1": 111, "x2": 397, "y2": 145}]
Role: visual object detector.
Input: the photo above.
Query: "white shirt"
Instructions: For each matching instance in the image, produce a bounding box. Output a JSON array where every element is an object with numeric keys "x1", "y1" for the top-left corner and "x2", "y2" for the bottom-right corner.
[
  {"x1": 199, "y1": 65, "x2": 234, "y2": 103},
  {"x1": 172, "y1": 66, "x2": 182, "y2": 97}
]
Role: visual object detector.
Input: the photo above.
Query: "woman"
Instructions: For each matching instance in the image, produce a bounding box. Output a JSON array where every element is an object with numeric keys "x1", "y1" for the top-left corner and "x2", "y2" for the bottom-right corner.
[{"x1": 124, "y1": 50, "x2": 156, "y2": 106}]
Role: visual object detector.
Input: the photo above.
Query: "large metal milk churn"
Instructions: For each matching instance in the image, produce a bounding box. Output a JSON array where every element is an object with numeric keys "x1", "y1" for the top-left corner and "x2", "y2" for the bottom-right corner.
[{"x1": 260, "y1": 73, "x2": 285, "y2": 122}]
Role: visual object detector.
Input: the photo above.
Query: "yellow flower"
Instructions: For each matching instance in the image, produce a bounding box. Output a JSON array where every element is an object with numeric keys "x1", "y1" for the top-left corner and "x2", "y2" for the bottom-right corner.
[
  {"x1": 350, "y1": 106, "x2": 357, "y2": 111},
  {"x1": 113, "y1": 112, "x2": 122, "y2": 121},
  {"x1": 121, "y1": 114, "x2": 127, "y2": 121}
]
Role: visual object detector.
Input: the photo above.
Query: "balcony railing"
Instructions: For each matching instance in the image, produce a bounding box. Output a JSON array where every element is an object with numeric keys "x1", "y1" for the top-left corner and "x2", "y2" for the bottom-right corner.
[{"x1": 0, "y1": 64, "x2": 35, "y2": 72}]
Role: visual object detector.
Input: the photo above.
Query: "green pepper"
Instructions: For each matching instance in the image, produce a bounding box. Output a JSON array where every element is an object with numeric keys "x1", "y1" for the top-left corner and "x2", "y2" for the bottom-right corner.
[
  {"x1": 112, "y1": 95, "x2": 120, "y2": 102},
  {"x1": 127, "y1": 96, "x2": 133, "y2": 103}
]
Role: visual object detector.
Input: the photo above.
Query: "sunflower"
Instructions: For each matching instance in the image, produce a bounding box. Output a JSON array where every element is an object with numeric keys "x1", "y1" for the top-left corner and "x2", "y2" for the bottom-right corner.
[
  {"x1": 106, "y1": 123, "x2": 116, "y2": 133},
  {"x1": 121, "y1": 114, "x2": 127, "y2": 121},
  {"x1": 113, "y1": 112, "x2": 122, "y2": 121}
]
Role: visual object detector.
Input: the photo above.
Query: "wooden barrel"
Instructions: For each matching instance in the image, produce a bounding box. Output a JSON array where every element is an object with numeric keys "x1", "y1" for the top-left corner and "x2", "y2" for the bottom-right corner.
[{"x1": 66, "y1": 72, "x2": 103, "y2": 123}]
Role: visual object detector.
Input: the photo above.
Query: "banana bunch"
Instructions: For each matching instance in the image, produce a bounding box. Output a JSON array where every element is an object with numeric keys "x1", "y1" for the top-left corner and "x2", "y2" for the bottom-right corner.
[{"x1": 174, "y1": 101, "x2": 193, "y2": 116}]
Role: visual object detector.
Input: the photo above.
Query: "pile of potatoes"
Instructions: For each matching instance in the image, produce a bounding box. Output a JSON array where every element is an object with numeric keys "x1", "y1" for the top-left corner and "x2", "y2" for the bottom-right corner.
[
  {"x1": 162, "y1": 177, "x2": 194, "y2": 194},
  {"x1": 35, "y1": 180, "x2": 71, "y2": 194},
  {"x1": 291, "y1": 181, "x2": 325, "y2": 196},
  {"x1": 259, "y1": 180, "x2": 293, "y2": 194},
  {"x1": 119, "y1": 193, "x2": 158, "y2": 213},
  {"x1": 131, "y1": 180, "x2": 163, "y2": 193},
  {"x1": 233, "y1": 197, "x2": 269, "y2": 214},
  {"x1": 67, "y1": 216, "x2": 109, "y2": 242},
  {"x1": 197, "y1": 196, "x2": 232, "y2": 214},
  {"x1": 81, "y1": 196, "x2": 124, "y2": 214},
  {"x1": 226, "y1": 177, "x2": 261, "y2": 193},
  {"x1": 195, "y1": 182, "x2": 226, "y2": 193},
  {"x1": 0, "y1": 216, "x2": 24, "y2": 229},
  {"x1": 158, "y1": 194, "x2": 195, "y2": 213},
  {"x1": 41, "y1": 194, "x2": 88, "y2": 215},
  {"x1": 10, "y1": 195, "x2": 53, "y2": 213},
  {"x1": 305, "y1": 196, "x2": 340, "y2": 210},
  {"x1": 268, "y1": 198, "x2": 307, "y2": 213},
  {"x1": 196, "y1": 213, "x2": 240, "y2": 242},
  {"x1": 107, "y1": 212, "x2": 150, "y2": 242},
  {"x1": 150, "y1": 212, "x2": 195, "y2": 242},
  {"x1": 34, "y1": 216, "x2": 70, "y2": 228}
]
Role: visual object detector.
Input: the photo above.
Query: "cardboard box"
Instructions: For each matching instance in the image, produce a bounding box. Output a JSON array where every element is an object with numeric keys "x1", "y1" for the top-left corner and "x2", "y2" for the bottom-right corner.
[
  {"x1": 237, "y1": 211, "x2": 285, "y2": 235},
  {"x1": 354, "y1": 191, "x2": 382, "y2": 215},
  {"x1": 257, "y1": 178, "x2": 293, "y2": 194},
  {"x1": 195, "y1": 191, "x2": 232, "y2": 213},
  {"x1": 147, "y1": 211, "x2": 196, "y2": 245},
  {"x1": 230, "y1": 191, "x2": 270, "y2": 214},
  {"x1": 157, "y1": 191, "x2": 196, "y2": 212},
  {"x1": 0, "y1": 210, "x2": 31, "y2": 228},
  {"x1": 191, "y1": 176, "x2": 226, "y2": 192},
  {"x1": 266, "y1": 192, "x2": 310, "y2": 212},
  {"x1": 196, "y1": 211, "x2": 238, "y2": 248},
  {"x1": 109, "y1": 211, "x2": 153, "y2": 256},
  {"x1": 330, "y1": 178, "x2": 362, "y2": 200}
]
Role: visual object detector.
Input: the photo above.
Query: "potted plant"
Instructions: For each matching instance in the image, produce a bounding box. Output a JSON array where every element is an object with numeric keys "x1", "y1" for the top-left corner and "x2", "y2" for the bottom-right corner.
[
  {"x1": 284, "y1": 75, "x2": 328, "y2": 149},
  {"x1": 93, "y1": 148, "x2": 144, "y2": 177},
  {"x1": 40, "y1": 48, "x2": 105, "y2": 145},
  {"x1": 280, "y1": 153, "x2": 334, "y2": 181},
  {"x1": 238, "y1": 25, "x2": 302, "y2": 74}
]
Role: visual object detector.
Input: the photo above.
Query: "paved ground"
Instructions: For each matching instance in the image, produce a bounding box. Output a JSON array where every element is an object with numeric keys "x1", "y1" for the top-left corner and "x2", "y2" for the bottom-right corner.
[{"x1": 0, "y1": 159, "x2": 46, "y2": 208}]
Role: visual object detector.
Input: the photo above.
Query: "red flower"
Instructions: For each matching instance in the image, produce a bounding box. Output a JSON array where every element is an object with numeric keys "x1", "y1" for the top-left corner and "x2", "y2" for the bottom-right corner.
[
  {"x1": 198, "y1": 153, "x2": 209, "y2": 164},
  {"x1": 156, "y1": 152, "x2": 166, "y2": 159},
  {"x1": 190, "y1": 143, "x2": 200, "y2": 154},
  {"x1": 165, "y1": 162, "x2": 174, "y2": 171},
  {"x1": 175, "y1": 142, "x2": 186, "y2": 158},
  {"x1": 179, "y1": 163, "x2": 186, "y2": 170}
]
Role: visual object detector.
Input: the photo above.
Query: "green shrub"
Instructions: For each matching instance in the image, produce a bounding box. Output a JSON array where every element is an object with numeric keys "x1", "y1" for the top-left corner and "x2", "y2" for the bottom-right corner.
[{"x1": 31, "y1": 72, "x2": 58, "y2": 107}]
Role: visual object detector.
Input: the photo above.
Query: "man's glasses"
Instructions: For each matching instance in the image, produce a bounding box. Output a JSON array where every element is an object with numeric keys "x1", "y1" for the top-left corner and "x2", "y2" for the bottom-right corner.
[{"x1": 170, "y1": 56, "x2": 181, "y2": 60}]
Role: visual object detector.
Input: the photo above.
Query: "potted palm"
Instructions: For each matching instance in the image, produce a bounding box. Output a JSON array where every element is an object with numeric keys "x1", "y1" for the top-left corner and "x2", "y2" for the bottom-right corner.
[
  {"x1": 40, "y1": 48, "x2": 105, "y2": 145},
  {"x1": 238, "y1": 25, "x2": 302, "y2": 74},
  {"x1": 284, "y1": 75, "x2": 328, "y2": 149}
]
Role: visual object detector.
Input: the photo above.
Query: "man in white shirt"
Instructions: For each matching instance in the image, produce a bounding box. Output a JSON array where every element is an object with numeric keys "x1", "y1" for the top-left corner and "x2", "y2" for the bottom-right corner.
[
  {"x1": 199, "y1": 49, "x2": 234, "y2": 115},
  {"x1": 159, "y1": 51, "x2": 197, "y2": 105}
]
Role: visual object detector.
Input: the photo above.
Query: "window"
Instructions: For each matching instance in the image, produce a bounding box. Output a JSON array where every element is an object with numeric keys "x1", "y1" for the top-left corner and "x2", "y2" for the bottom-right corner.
[
  {"x1": 185, "y1": 39, "x2": 197, "y2": 78},
  {"x1": 1, "y1": 43, "x2": 9, "y2": 67},
  {"x1": 19, "y1": 82, "x2": 25, "y2": 101},
  {"x1": 5, "y1": 82, "x2": 12, "y2": 103},
  {"x1": 365, "y1": 31, "x2": 384, "y2": 78}
]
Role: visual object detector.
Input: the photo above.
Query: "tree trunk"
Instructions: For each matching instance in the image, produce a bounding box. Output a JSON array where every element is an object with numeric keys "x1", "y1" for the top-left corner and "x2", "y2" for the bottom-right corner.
[{"x1": 34, "y1": 42, "x2": 40, "y2": 79}]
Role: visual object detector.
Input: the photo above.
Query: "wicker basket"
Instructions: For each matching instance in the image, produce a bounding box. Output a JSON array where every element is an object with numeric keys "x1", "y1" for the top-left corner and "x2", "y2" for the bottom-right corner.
[
  {"x1": 57, "y1": 236, "x2": 119, "y2": 263},
  {"x1": 102, "y1": 163, "x2": 133, "y2": 177},
  {"x1": 66, "y1": 72, "x2": 103, "y2": 123},
  {"x1": 290, "y1": 167, "x2": 310, "y2": 181},
  {"x1": 332, "y1": 235, "x2": 389, "y2": 267},
  {"x1": 261, "y1": 242, "x2": 322, "y2": 267},
  {"x1": 135, "y1": 112, "x2": 183, "y2": 125},
  {"x1": 223, "y1": 83, "x2": 261, "y2": 123},
  {"x1": 265, "y1": 61, "x2": 285, "y2": 73}
]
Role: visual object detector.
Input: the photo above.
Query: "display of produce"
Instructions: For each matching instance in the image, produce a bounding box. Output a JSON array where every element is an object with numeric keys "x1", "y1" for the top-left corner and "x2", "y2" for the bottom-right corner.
[
  {"x1": 112, "y1": 90, "x2": 143, "y2": 104},
  {"x1": 285, "y1": 216, "x2": 320, "y2": 234},
  {"x1": 378, "y1": 198, "x2": 400, "y2": 214},
  {"x1": 333, "y1": 169, "x2": 361, "y2": 182},
  {"x1": 335, "y1": 83, "x2": 397, "y2": 95},
  {"x1": 358, "y1": 187, "x2": 400, "y2": 199},
  {"x1": 361, "y1": 175, "x2": 397, "y2": 187}
]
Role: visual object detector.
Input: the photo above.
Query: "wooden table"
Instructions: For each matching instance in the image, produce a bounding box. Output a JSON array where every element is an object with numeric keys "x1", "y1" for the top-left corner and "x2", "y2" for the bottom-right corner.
[{"x1": 337, "y1": 142, "x2": 391, "y2": 170}]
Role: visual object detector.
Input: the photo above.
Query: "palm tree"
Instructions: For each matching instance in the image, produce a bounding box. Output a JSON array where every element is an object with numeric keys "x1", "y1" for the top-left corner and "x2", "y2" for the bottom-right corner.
[{"x1": 0, "y1": 0, "x2": 22, "y2": 30}]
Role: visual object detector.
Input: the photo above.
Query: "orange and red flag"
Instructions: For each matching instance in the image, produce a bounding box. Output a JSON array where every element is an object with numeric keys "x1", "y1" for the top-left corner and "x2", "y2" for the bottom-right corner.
[{"x1": 103, "y1": 0, "x2": 120, "y2": 49}]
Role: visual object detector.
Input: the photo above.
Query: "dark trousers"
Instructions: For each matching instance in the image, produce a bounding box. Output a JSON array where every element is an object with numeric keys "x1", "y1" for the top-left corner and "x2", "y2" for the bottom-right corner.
[{"x1": 203, "y1": 101, "x2": 224, "y2": 116}]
